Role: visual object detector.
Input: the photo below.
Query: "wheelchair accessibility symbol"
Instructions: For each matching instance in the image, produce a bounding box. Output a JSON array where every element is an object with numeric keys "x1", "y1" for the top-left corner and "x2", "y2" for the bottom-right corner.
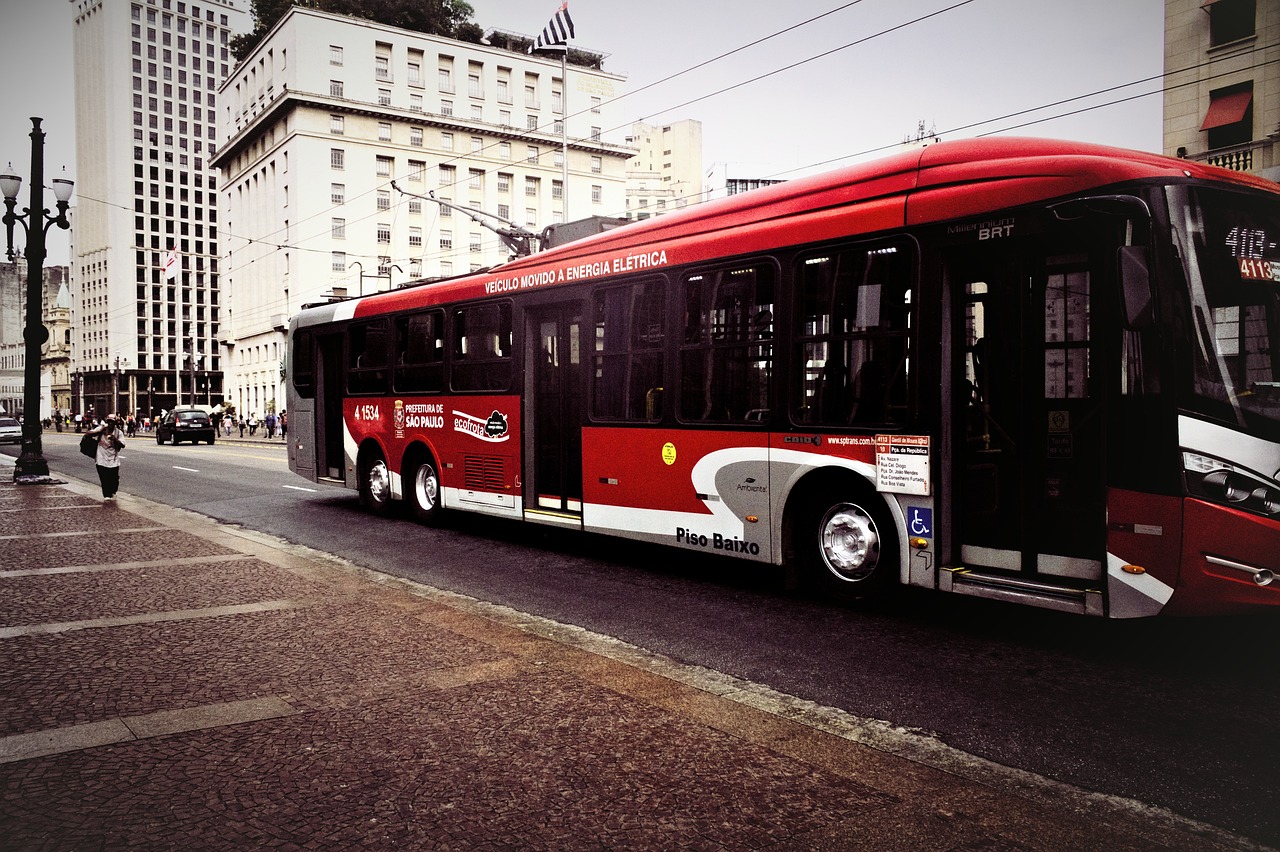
[{"x1": 908, "y1": 507, "x2": 933, "y2": 538}]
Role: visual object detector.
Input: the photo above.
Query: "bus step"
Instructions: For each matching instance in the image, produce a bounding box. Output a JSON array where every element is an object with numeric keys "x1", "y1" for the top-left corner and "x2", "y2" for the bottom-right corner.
[{"x1": 941, "y1": 567, "x2": 1104, "y2": 616}]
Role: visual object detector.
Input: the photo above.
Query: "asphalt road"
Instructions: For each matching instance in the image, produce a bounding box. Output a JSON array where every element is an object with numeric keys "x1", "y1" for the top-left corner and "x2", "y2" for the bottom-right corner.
[{"x1": 9, "y1": 432, "x2": 1280, "y2": 847}]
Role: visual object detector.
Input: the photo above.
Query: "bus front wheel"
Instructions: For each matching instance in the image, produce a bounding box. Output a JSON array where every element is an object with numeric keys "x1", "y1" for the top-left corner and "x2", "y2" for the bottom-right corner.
[
  {"x1": 802, "y1": 488, "x2": 897, "y2": 601},
  {"x1": 359, "y1": 450, "x2": 394, "y2": 517},
  {"x1": 406, "y1": 454, "x2": 441, "y2": 524}
]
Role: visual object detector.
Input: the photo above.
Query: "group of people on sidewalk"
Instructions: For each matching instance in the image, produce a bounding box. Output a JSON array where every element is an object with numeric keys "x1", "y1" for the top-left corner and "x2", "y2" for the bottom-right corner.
[{"x1": 220, "y1": 411, "x2": 287, "y2": 440}]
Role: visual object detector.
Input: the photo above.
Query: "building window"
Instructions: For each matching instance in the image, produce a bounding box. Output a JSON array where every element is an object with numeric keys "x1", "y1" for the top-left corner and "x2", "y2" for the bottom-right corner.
[
  {"x1": 497, "y1": 79, "x2": 510, "y2": 103},
  {"x1": 332, "y1": 250, "x2": 346, "y2": 271},
  {"x1": 497, "y1": 172, "x2": 511, "y2": 193},
  {"x1": 378, "y1": 122, "x2": 392, "y2": 142},
  {"x1": 470, "y1": 233, "x2": 482, "y2": 252},
  {"x1": 376, "y1": 156, "x2": 393, "y2": 177},
  {"x1": 409, "y1": 227, "x2": 422, "y2": 247},
  {"x1": 375, "y1": 56, "x2": 390, "y2": 81},
  {"x1": 592, "y1": 185, "x2": 602, "y2": 204},
  {"x1": 330, "y1": 80, "x2": 343, "y2": 97},
  {"x1": 408, "y1": 160, "x2": 425, "y2": 182},
  {"x1": 525, "y1": 176, "x2": 539, "y2": 197},
  {"x1": 471, "y1": 136, "x2": 483, "y2": 154},
  {"x1": 526, "y1": 115, "x2": 539, "y2": 131},
  {"x1": 438, "y1": 67, "x2": 452, "y2": 92},
  {"x1": 499, "y1": 141, "x2": 511, "y2": 160},
  {"x1": 331, "y1": 217, "x2": 345, "y2": 239},
  {"x1": 439, "y1": 164, "x2": 455, "y2": 187},
  {"x1": 330, "y1": 148, "x2": 344, "y2": 170},
  {"x1": 408, "y1": 199, "x2": 422, "y2": 214},
  {"x1": 377, "y1": 223, "x2": 391, "y2": 244},
  {"x1": 1202, "y1": 82, "x2": 1254, "y2": 150},
  {"x1": 410, "y1": 126, "x2": 423, "y2": 147},
  {"x1": 330, "y1": 114, "x2": 344, "y2": 134},
  {"x1": 552, "y1": 180, "x2": 563, "y2": 200},
  {"x1": 410, "y1": 93, "x2": 423, "y2": 112},
  {"x1": 1208, "y1": 0, "x2": 1256, "y2": 47},
  {"x1": 408, "y1": 62, "x2": 421, "y2": 85},
  {"x1": 441, "y1": 132, "x2": 454, "y2": 151},
  {"x1": 331, "y1": 183, "x2": 345, "y2": 204},
  {"x1": 469, "y1": 169, "x2": 483, "y2": 190},
  {"x1": 329, "y1": 45, "x2": 343, "y2": 66},
  {"x1": 470, "y1": 104, "x2": 483, "y2": 121},
  {"x1": 440, "y1": 230, "x2": 453, "y2": 249},
  {"x1": 440, "y1": 99, "x2": 453, "y2": 116},
  {"x1": 591, "y1": 155, "x2": 602, "y2": 174},
  {"x1": 377, "y1": 189, "x2": 391, "y2": 210},
  {"x1": 468, "y1": 73, "x2": 482, "y2": 98},
  {"x1": 378, "y1": 88, "x2": 391, "y2": 106},
  {"x1": 526, "y1": 145, "x2": 538, "y2": 163}
]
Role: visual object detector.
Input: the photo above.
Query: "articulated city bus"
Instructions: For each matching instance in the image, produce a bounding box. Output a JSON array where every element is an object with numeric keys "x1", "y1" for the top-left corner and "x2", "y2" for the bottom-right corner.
[{"x1": 287, "y1": 137, "x2": 1280, "y2": 617}]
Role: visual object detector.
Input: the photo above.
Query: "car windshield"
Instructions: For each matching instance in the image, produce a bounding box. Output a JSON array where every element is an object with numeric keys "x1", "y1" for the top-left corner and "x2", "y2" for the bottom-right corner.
[
  {"x1": 1168, "y1": 184, "x2": 1280, "y2": 439},
  {"x1": 178, "y1": 412, "x2": 206, "y2": 422},
  {"x1": 0, "y1": 418, "x2": 18, "y2": 427}
]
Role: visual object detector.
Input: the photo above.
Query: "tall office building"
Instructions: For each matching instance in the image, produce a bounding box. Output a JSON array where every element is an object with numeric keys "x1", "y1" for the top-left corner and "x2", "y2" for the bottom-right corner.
[
  {"x1": 70, "y1": 0, "x2": 249, "y2": 418},
  {"x1": 213, "y1": 7, "x2": 632, "y2": 417}
]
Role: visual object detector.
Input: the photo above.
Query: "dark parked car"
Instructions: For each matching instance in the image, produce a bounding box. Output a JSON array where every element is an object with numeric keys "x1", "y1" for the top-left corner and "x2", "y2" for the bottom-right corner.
[{"x1": 156, "y1": 408, "x2": 216, "y2": 445}]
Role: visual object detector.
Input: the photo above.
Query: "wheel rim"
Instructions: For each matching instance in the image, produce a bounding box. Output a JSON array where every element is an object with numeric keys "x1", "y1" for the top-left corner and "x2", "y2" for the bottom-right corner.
[
  {"x1": 366, "y1": 459, "x2": 391, "y2": 506},
  {"x1": 412, "y1": 462, "x2": 438, "y2": 511},
  {"x1": 818, "y1": 502, "x2": 880, "y2": 583}
]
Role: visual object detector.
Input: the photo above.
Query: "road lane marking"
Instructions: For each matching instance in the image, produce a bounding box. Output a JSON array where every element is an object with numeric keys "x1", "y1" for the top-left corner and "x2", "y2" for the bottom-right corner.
[
  {"x1": 0, "y1": 599, "x2": 306, "y2": 639},
  {"x1": 283, "y1": 484, "x2": 317, "y2": 492},
  {"x1": 172, "y1": 465, "x2": 200, "y2": 472},
  {"x1": 0, "y1": 697, "x2": 297, "y2": 764}
]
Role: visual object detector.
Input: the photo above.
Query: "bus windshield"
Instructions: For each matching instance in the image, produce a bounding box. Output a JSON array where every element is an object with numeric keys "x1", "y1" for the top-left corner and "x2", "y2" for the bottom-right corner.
[{"x1": 1169, "y1": 184, "x2": 1280, "y2": 438}]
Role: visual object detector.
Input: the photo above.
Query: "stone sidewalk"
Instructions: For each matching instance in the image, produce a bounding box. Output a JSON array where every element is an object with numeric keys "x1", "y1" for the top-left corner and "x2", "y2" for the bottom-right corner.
[{"x1": 0, "y1": 470, "x2": 1264, "y2": 850}]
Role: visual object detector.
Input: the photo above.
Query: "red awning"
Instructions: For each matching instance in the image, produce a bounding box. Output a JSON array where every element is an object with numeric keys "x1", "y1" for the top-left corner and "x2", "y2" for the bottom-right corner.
[{"x1": 1201, "y1": 91, "x2": 1252, "y2": 130}]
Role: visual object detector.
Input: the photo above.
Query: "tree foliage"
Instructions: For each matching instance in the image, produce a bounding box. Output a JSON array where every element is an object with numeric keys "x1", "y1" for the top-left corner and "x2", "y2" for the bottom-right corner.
[{"x1": 232, "y1": 0, "x2": 481, "y2": 62}]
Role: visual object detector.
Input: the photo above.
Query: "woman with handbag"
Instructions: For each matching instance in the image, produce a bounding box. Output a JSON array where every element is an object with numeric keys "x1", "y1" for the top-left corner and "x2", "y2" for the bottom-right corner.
[{"x1": 85, "y1": 414, "x2": 126, "y2": 500}]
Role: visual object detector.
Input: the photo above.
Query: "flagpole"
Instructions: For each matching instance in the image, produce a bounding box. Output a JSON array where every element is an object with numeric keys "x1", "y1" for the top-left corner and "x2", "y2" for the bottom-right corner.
[{"x1": 561, "y1": 50, "x2": 569, "y2": 222}]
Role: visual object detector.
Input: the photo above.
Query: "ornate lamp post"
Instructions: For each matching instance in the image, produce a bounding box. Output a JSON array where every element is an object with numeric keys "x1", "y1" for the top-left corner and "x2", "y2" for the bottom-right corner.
[{"x1": 2, "y1": 118, "x2": 74, "y2": 482}]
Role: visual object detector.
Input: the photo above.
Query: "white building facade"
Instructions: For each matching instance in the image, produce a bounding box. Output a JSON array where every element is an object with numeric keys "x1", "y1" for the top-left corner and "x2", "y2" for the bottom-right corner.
[
  {"x1": 213, "y1": 7, "x2": 633, "y2": 417},
  {"x1": 624, "y1": 119, "x2": 703, "y2": 220},
  {"x1": 70, "y1": 0, "x2": 250, "y2": 418}
]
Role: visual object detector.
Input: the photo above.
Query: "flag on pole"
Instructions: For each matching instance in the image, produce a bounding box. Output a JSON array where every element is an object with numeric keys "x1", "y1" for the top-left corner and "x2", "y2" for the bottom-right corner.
[
  {"x1": 529, "y1": 2, "x2": 574, "y2": 53},
  {"x1": 162, "y1": 247, "x2": 178, "y2": 280}
]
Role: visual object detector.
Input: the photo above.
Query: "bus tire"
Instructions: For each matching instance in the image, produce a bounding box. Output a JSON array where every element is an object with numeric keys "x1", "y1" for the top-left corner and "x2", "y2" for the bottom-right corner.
[
  {"x1": 406, "y1": 452, "x2": 441, "y2": 525},
  {"x1": 801, "y1": 482, "x2": 897, "y2": 601},
  {"x1": 359, "y1": 447, "x2": 394, "y2": 517}
]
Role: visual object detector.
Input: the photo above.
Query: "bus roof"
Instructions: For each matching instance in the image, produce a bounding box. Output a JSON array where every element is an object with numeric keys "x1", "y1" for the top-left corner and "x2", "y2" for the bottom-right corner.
[{"x1": 301, "y1": 137, "x2": 1278, "y2": 325}]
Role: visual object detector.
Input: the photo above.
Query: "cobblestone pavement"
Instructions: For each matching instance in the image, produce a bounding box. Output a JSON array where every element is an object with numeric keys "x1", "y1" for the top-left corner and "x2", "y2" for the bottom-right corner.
[{"x1": 0, "y1": 471, "x2": 1265, "y2": 851}]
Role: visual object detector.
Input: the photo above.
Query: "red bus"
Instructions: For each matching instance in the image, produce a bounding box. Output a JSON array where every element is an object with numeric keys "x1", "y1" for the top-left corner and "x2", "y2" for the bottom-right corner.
[{"x1": 287, "y1": 137, "x2": 1280, "y2": 618}]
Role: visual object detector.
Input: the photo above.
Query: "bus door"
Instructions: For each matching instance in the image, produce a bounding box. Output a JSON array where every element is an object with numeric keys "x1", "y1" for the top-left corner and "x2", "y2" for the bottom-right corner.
[
  {"x1": 525, "y1": 302, "x2": 584, "y2": 522},
  {"x1": 949, "y1": 232, "x2": 1107, "y2": 586},
  {"x1": 316, "y1": 332, "x2": 346, "y2": 482}
]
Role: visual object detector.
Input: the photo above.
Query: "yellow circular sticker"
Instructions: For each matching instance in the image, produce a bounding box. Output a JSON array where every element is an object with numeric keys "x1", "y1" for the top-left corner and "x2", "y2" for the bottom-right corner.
[{"x1": 661, "y1": 442, "x2": 677, "y2": 465}]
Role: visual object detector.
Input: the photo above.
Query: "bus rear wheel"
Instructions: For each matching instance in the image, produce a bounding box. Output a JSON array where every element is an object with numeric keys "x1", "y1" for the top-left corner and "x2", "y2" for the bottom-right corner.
[
  {"x1": 406, "y1": 454, "x2": 441, "y2": 524},
  {"x1": 359, "y1": 450, "x2": 394, "y2": 517},
  {"x1": 802, "y1": 488, "x2": 897, "y2": 601}
]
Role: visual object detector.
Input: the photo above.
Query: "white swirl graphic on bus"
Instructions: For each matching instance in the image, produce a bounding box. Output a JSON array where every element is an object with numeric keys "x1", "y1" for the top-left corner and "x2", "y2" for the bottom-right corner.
[{"x1": 452, "y1": 409, "x2": 510, "y2": 442}]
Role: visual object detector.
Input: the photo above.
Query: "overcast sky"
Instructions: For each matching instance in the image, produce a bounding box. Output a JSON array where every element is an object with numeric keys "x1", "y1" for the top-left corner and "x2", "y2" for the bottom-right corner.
[{"x1": 2, "y1": 0, "x2": 1165, "y2": 266}]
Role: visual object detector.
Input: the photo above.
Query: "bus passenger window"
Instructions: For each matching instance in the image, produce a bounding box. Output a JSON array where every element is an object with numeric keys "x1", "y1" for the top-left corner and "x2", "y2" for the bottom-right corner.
[
  {"x1": 452, "y1": 302, "x2": 512, "y2": 392},
  {"x1": 291, "y1": 330, "x2": 315, "y2": 398},
  {"x1": 347, "y1": 320, "x2": 389, "y2": 395},
  {"x1": 592, "y1": 279, "x2": 665, "y2": 421},
  {"x1": 679, "y1": 263, "x2": 775, "y2": 423},
  {"x1": 792, "y1": 241, "x2": 914, "y2": 427},
  {"x1": 394, "y1": 310, "x2": 444, "y2": 393}
]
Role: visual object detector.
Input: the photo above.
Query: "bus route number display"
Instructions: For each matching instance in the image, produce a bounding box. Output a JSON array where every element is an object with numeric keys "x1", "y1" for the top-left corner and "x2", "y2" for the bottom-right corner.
[{"x1": 875, "y1": 435, "x2": 931, "y2": 496}]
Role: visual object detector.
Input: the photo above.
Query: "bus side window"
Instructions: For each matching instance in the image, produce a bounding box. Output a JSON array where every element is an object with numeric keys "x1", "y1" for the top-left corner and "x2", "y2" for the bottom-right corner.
[
  {"x1": 348, "y1": 320, "x2": 389, "y2": 395},
  {"x1": 679, "y1": 262, "x2": 775, "y2": 423},
  {"x1": 394, "y1": 310, "x2": 444, "y2": 393},
  {"x1": 793, "y1": 241, "x2": 914, "y2": 427},
  {"x1": 452, "y1": 302, "x2": 512, "y2": 392},
  {"x1": 291, "y1": 329, "x2": 315, "y2": 398},
  {"x1": 591, "y1": 278, "x2": 665, "y2": 421}
]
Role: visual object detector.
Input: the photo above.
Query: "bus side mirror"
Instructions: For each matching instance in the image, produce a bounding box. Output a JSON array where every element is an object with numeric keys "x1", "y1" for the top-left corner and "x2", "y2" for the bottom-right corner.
[{"x1": 1118, "y1": 245, "x2": 1154, "y2": 330}]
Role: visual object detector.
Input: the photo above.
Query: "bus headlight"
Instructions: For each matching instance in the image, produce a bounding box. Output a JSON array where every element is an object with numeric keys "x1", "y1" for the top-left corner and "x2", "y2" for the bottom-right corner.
[{"x1": 1183, "y1": 452, "x2": 1280, "y2": 518}]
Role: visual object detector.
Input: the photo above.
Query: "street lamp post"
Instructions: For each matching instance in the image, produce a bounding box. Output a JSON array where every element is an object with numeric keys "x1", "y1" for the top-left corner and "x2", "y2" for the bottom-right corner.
[{"x1": 1, "y1": 117, "x2": 74, "y2": 482}]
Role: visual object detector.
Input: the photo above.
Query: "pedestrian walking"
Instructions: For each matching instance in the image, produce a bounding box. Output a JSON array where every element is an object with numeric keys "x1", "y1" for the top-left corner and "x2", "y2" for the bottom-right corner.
[
  {"x1": 223, "y1": 414, "x2": 233, "y2": 437},
  {"x1": 86, "y1": 414, "x2": 126, "y2": 501},
  {"x1": 265, "y1": 412, "x2": 276, "y2": 439},
  {"x1": 238, "y1": 415, "x2": 246, "y2": 438},
  {"x1": 248, "y1": 413, "x2": 259, "y2": 437},
  {"x1": 280, "y1": 411, "x2": 287, "y2": 441}
]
